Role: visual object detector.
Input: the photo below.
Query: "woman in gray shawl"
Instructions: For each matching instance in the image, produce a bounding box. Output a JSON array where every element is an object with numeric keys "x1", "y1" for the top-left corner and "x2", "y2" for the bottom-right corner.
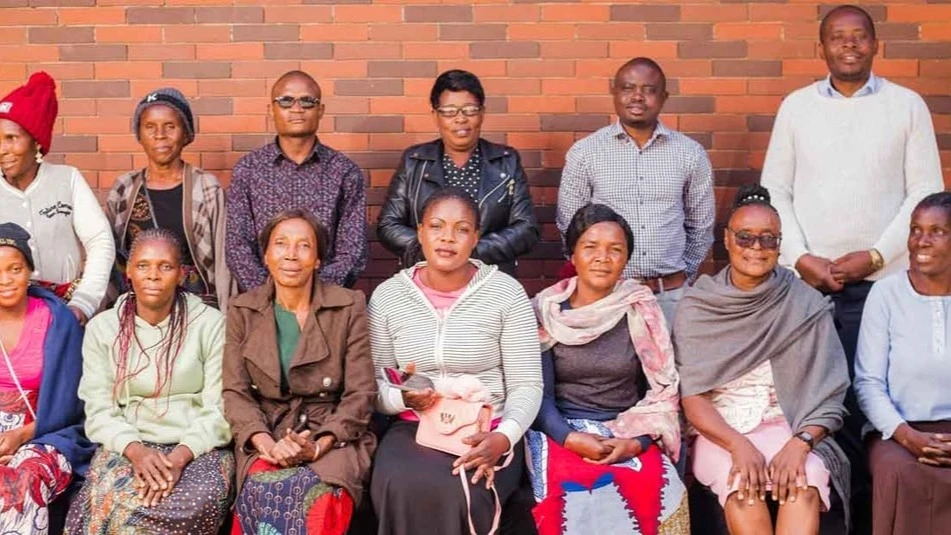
[{"x1": 674, "y1": 185, "x2": 850, "y2": 535}]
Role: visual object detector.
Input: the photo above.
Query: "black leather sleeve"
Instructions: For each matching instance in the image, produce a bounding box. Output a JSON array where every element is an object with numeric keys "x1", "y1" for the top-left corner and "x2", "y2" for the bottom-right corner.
[{"x1": 474, "y1": 150, "x2": 540, "y2": 264}]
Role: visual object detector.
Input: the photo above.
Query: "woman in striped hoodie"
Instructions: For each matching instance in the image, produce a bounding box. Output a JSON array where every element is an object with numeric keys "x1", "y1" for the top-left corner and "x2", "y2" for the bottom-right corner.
[{"x1": 368, "y1": 187, "x2": 543, "y2": 535}]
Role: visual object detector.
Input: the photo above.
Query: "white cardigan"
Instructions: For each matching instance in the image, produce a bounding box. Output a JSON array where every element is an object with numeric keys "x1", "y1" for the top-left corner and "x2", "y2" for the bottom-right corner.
[
  {"x1": 0, "y1": 163, "x2": 115, "y2": 316},
  {"x1": 368, "y1": 261, "x2": 543, "y2": 448}
]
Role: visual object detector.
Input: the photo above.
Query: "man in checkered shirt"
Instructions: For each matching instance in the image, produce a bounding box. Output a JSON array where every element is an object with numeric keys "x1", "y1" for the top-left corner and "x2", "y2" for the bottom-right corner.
[{"x1": 556, "y1": 57, "x2": 715, "y2": 324}]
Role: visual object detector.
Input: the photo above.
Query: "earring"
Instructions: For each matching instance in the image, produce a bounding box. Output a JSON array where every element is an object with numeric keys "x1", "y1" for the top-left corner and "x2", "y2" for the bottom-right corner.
[{"x1": 35, "y1": 151, "x2": 43, "y2": 164}]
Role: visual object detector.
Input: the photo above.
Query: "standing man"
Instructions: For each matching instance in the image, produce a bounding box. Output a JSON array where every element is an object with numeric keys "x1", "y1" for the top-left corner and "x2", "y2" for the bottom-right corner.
[
  {"x1": 761, "y1": 5, "x2": 943, "y2": 533},
  {"x1": 557, "y1": 57, "x2": 715, "y2": 323},
  {"x1": 226, "y1": 70, "x2": 367, "y2": 291}
]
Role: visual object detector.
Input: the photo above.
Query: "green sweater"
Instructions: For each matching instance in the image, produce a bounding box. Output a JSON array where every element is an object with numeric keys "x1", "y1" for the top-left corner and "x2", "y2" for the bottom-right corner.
[{"x1": 80, "y1": 292, "x2": 232, "y2": 457}]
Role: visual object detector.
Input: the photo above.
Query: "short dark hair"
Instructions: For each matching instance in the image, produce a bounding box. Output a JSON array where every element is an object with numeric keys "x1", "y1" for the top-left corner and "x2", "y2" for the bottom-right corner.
[
  {"x1": 614, "y1": 57, "x2": 667, "y2": 93},
  {"x1": 429, "y1": 70, "x2": 485, "y2": 109},
  {"x1": 420, "y1": 187, "x2": 480, "y2": 231},
  {"x1": 820, "y1": 5, "x2": 876, "y2": 42},
  {"x1": 258, "y1": 209, "x2": 330, "y2": 264},
  {"x1": 914, "y1": 191, "x2": 951, "y2": 220},
  {"x1": 565, "y1": 204, "x2": 635, "y2": 262}
]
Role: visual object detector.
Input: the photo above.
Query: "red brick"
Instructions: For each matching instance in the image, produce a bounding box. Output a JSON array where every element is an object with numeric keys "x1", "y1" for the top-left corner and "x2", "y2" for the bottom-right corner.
[
  {"x1": 439, "y1": 23, "x2": 506, "y2": 41},
  {"x1": 231, "y1": 60, "x2": 299, "y2": 79},
  {"x1": 335, "y1": 5, "x2": 402, "y2": 23},
  {"x1": 57, "y1": 6, "x2": 126, "y2": 24},
  {"x1": 265, "y1": 6, "x2": 332, "y2": 23},
  {"x1": 750, "y1": 5, "x2": 815, "y2": 22},
  {"x1": 473, "y1": 5, "x2": 538, "y2": 23},
  {"x1": 368, "y1": 96, "x2": 427, "y2": 114},
  {"x1": 164, "y1": 26, "x2": 232, "y2": 43},
  {"x1": 540, "y1": 41, "x2": 608, "y2": 59},
  {"x1": 199, "y1": 79, "x2": 267, "y2": 97},
  {"x1": 200, "y1": 115, "x2": 266, "y2": 134},
  {"x1": 509, "y1": 23, "x2": 574, "y2": 41},
  {"x1": 367, "y1": 60, "x2": 437, "y2": 78},
  {"x1": 716, "y1": 95, "x2": 783, "y2": 114},
  {"x1": 404, "y1": 5, "x2": 471, "y2": 23},
  {"x1": 922, "y1": 24, "x2": 951, "y2": 41},
  {"x1": 163, "y1": 61, "x2": 231, "y2": 79},
  {"x1": 679, "y1": 78, "x2": 747, "y2": 96},
  {"x1": 0, "y1": 8, "x2": 57, "y2": 25},
  {"x1": 28, "y1": 62, "x2": 93, "y2": 81},
  {"x1": 129, "y1": 44, "x2": 195, "y2": 61},
  {"x1": 541, "y1": 78, "x2": 608, "y2": 96},
  {"x1": 576, "y1": 95, "x2": 612, "y2": 113},
  {"x1": 608, "y1": 41, "x2": 678, "y2": 59},
  {"x1": 300, "y1": 60, "x2": 368, "y2": 79},
  {"x1": 482, "y1": 78, "x2": 541, "y2": 96},
  {"x1": 189, "y1": 97, "x2": 233, "y2": 116},
  {"x1": 885, "y1": 42, "x2": 951, "y2": 60},
  {"x1": 577, "y1": 22, "x2": 644, "y2": 40},
  {"x1": 96, "y1": 61, "x2": 163, "y2": 80},
  {"x1": 334, "y1": 79, "x2": 403, "y2": 97},
  {"x1": 508, "y1": 96, "x2": 575, "y2": 114},
  {"x1": 233, "y1": 25, "x2": 299, "y2": 42},
  {"x1": 436, "y1": 59, "x2": 507, "y2": 77},
  {"x1": 715, "y1": 23, "x2": 783, "y2": 40},
  {"x1": 679, "y1": 40, "x2": 747, "y2": 59},
  {"x1": 302, "y1": 24, "x2": 370, "y2": 42},
  {"x1": 480, "y1": 114, "x2": 541, "y2": 133},
  {"x1": 647, "y1": 23, "x2": 712, "y2": 41},
  {"x1": 196, "y1": 43, "x2": 264, "y2": 61},
  {"x1": 403, "y1": 42, "x2": 468, "y2": 60},
  {"x1": 335, "y1": 116, "x2": 403, "y2": 133},
  {"x1": 874, "y1": 59, "x2": 921, "y2": 78},
  {"x1": 195, "y1": 7, "x2": 263, "y2": 23},
  {"x1": 264, "y1": 43, "x2": 333, "y2": 60},
  {"x1": 60, "y1": 45, "x2": 127, "y2": 62},
  {"x1": 0, "y1": 29, "x2": 25, "y2": 45},
  {"x1": 610, "y1": 5, "x2": 679, "y2": 23},
  {"x1": 97, "y1": 27, "x2": 163, "y2": 44},
  {"x1": 712, "y1": 60, "x2": 783, "y2": 78},
  {"x1": 542, "y1": 4, "x2": 608, "y2": 22},
  {"x1": 64, "y1": 117, "x2": 130, "y2": 135},
  {"x1": 470, "y1": 41, "x2": 539, "y2": 59},
  {"x1": 335, "y1": 43, "x2": 401, "y2": 60},
  {"x1": 887, "y1": 5, "x2": 951, "y2": 24},
  {"x1": 29, "y1": 26, "x2": 93, "y2": 44},
  {"x1": 507, "y1": 59, "x2": 576, "y2": 78},
  {"x1": 127, "y1": 7, "x2": 195, "y2": 25},
  {"x1": 369, "y1": 23, "x2": 436, "y2": 41},
  {"x1": 61, "y1": 80, "x2": 131, "y2": 99}
]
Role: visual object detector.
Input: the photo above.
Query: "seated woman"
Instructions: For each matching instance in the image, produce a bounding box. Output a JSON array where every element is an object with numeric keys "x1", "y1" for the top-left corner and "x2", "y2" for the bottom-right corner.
[
  {"x1": 675, "y1": 185, "x2": 850, "y2": 535},
  {"x1": 66, "y1": 228, "x2": 234, "y2": 534},
  {"x1": 376, "y1": 69, "x2": 538, "y2": 275},
  {"x1": 107, "y1": 87, "x2": 232, "y2": 309},
  {"x1": 528, "y1": 204, "x2": 688, "y2": 535},
  {"x1": 223, "y1": 210, "x2": 376, "y2": 535},
  {"x1": 0, "y1": 72, "x2": 115, "y2": 325},
  {"x1": 369, "y1": 187, "x2": 543, "y2": 535},
  {"x1": 0, "y1": 223, "x2": 91, "y2": 533},
  {"x1": 854, "y1": 191, "x2": 951, "y2": 535}
]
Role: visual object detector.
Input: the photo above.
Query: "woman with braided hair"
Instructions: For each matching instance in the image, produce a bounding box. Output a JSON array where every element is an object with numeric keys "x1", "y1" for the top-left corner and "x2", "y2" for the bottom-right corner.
[{"x1": 66, "y1": 228, "x2": 234, "y2": 534}]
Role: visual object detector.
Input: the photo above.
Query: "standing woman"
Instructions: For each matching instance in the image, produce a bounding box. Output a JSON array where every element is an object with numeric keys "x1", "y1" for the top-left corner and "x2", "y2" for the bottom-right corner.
[
  {"x1": 0, "y1": 71, "x2": 115, "y2": 324},
  {"x1": 377, "y1": 69, "x2": 539, "y2": 275},
  {"x1": 855, "y1": 192, "x2": 951, "y2": 535},
  {"x1": 528, "y1": 204, "x2": 688, "y2": 535},
  {"x1": 106, "y1": 88, "x2": 232, "y2": 310},
  {"x1": 66, "y1": 228, "x2": 234, "y2": 535},
  {"x1": 223, "y1": 210, "x2": 377, "y2": 535},
  {"x1": 369, "y1": 188, "x2": 543, "y2": 535},
  {"x1": 0, "y1": 223, "x2": 92, "y2": 533},
  {"x1": 675, "y1": 185, "x2": 850, "y2": 535}
]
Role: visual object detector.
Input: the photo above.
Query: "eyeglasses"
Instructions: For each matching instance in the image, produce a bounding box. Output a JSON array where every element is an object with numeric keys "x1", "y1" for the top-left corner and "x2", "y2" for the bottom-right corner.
[
  {"x1": 728, "y1": 229, "x2": 782, "y2": 250},
  {"x1": 434, "y1": 105, "x2": 483, "y2": 118},
  {"x1": 273, "y1": 95, "x2": 321, "y2": 109}
]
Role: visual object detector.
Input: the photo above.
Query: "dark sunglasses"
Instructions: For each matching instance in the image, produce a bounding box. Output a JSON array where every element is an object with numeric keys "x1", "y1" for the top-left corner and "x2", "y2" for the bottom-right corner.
[
  {"x1": 728, "y1": 228, "x2": 782, "y2": 250},
  {"x1": 273, "y1": 95, "x2": 321, "y2": 109},
  {"x1": 434, "y1": 105, "x2": 483, "y2": 118}
]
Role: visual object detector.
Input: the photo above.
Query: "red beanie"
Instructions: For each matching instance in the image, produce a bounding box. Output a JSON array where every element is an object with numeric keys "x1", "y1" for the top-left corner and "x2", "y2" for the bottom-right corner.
[{"x1": 0, "y1": 71, "x2": 58, "y2": 154}]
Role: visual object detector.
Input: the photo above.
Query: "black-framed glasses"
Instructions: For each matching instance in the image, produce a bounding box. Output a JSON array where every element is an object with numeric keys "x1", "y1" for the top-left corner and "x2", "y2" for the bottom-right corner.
[
  {"x1": 728, "y1": 228, "x2": 782, "y2": 250},
  {"x1": 273, "y1": 95, "x2": 321, "y2": 109},
  {"x1": 434, "y1": 105, "x2": 483, "y2": 118}
]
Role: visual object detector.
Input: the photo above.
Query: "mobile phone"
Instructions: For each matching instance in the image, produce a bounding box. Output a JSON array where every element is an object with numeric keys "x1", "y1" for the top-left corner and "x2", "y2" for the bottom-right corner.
[{"x1": 380, "y1": 367, "x2": 435, "y2": 392}]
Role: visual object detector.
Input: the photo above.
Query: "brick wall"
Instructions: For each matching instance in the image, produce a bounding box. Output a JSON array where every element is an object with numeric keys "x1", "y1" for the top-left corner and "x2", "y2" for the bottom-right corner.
[{"x1": 4, "y1": 0, "x2": 950, "y2": 295}]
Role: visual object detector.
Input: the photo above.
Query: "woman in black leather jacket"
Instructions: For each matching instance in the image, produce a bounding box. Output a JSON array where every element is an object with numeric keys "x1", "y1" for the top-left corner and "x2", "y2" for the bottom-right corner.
[{"x1": 376, "y1": 69, "x2": 539, "y2": 275}]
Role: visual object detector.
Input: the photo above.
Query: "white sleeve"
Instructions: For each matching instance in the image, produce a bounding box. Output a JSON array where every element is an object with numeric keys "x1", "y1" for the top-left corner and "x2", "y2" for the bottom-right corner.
[{"x1": 69, "y1": 168, "x2": 116, "y2": 317}]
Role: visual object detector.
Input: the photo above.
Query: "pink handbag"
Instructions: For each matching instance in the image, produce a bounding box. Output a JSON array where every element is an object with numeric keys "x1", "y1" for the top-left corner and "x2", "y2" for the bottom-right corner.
[
  {"x1": 415, "y1": 397, "x2": 512, "y2": 535},
  {"x1": 415, "y1": 397, "x2": 493, "y2": 456}
]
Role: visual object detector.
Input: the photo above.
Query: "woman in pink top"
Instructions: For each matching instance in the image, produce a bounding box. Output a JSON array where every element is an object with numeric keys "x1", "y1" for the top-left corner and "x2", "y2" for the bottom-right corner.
[{"x1": 0, "y1": 222, "x2": 92, "y2": 533}]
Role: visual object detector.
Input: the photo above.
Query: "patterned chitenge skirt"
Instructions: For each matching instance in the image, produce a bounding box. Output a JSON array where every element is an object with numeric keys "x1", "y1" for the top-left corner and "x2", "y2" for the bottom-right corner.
[
  {"x1": 231, "y1": 459, "x2": 354, "y2": 535},
  {"x1": 64, "y1": 443, "x2": 234, "y2": 535},
  {"x1": 527, "y1": 419, "x2": 690, "y2": 535}
]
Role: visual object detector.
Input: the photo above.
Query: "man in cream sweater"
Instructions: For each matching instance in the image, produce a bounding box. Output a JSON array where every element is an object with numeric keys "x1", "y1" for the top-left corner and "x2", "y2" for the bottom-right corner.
[{"x1": 761, "y1": 5, "x2": 943, "y2": 533}]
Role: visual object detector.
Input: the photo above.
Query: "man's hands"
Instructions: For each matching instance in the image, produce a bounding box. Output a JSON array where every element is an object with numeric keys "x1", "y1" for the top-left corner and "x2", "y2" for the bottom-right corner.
[{"x1": 798, "y1": 250, "x2": 878, "y2": 291}]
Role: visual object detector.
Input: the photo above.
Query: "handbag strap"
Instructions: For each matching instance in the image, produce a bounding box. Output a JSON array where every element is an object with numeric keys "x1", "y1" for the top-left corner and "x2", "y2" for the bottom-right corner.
[
  {"x1": 0, "y1": 336, "x2": 37, "y2": 421},
  {"x1": 459, "y1": 448, "x2": 515, "y2": 535}
]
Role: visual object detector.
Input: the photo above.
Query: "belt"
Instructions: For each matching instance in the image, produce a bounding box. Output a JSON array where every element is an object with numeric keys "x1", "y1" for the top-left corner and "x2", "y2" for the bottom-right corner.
[{"x1": 638, "y1": 271, "x2": 686, "y2": 294}]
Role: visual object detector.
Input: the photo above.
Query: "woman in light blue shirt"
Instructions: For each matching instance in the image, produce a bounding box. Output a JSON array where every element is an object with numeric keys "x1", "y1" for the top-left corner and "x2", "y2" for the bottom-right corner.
[{"x1": 854, "y1": 191, "x2": 951, "y2": 535}]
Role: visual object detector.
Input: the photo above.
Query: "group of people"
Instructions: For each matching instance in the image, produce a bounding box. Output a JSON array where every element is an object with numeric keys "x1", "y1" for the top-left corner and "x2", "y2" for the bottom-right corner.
[{"x1": 0, "y1": 4, "x2": 946, "y2": 535}]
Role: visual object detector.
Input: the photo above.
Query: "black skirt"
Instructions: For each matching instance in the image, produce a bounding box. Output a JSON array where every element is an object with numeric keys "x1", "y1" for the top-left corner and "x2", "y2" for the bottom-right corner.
[{"x1": 371, "y1": 420, "x2": 525, "y2": 535}]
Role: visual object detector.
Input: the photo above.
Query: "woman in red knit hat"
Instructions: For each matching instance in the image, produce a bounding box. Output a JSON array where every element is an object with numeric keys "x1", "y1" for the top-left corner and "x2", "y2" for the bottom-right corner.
[{"x1": 0, "y1": 72, "x2": 115, "y2": 325}]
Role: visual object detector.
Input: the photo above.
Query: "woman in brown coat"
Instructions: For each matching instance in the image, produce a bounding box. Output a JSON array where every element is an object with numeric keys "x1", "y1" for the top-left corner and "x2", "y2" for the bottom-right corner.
[{"x1": 222, "y1": 209, "x2": 377, "y2": 535}]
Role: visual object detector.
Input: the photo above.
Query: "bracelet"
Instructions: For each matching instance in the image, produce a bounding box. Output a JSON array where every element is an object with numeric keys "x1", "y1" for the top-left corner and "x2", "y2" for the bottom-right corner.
[
  {"x1": 868, "y1": 248, "x2": 885, "y2": 272},
  {"x1": 312, "y1": 442, "x2": 321, "y2": 462}
]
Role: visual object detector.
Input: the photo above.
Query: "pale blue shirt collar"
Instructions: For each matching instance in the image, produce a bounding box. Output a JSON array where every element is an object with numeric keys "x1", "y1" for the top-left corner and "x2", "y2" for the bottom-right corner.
[{"x1": 817, "y1": 72, "x2": 881, "y2": 99}]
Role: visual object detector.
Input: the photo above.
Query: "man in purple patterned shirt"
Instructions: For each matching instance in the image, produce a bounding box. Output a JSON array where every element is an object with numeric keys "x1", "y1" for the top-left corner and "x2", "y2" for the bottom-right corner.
[{"x1": 226, "y1": 71, "x2": 367, "y2": 290}]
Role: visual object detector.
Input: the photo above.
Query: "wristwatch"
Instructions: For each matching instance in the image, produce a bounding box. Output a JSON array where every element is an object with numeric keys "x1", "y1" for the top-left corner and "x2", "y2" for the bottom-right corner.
[
  {"x1": 868, "y1": 248, "x2": 885, "y2": 272},
  {"x1": 794, "y1": 430, "x2": 815, "y2": 450}
]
